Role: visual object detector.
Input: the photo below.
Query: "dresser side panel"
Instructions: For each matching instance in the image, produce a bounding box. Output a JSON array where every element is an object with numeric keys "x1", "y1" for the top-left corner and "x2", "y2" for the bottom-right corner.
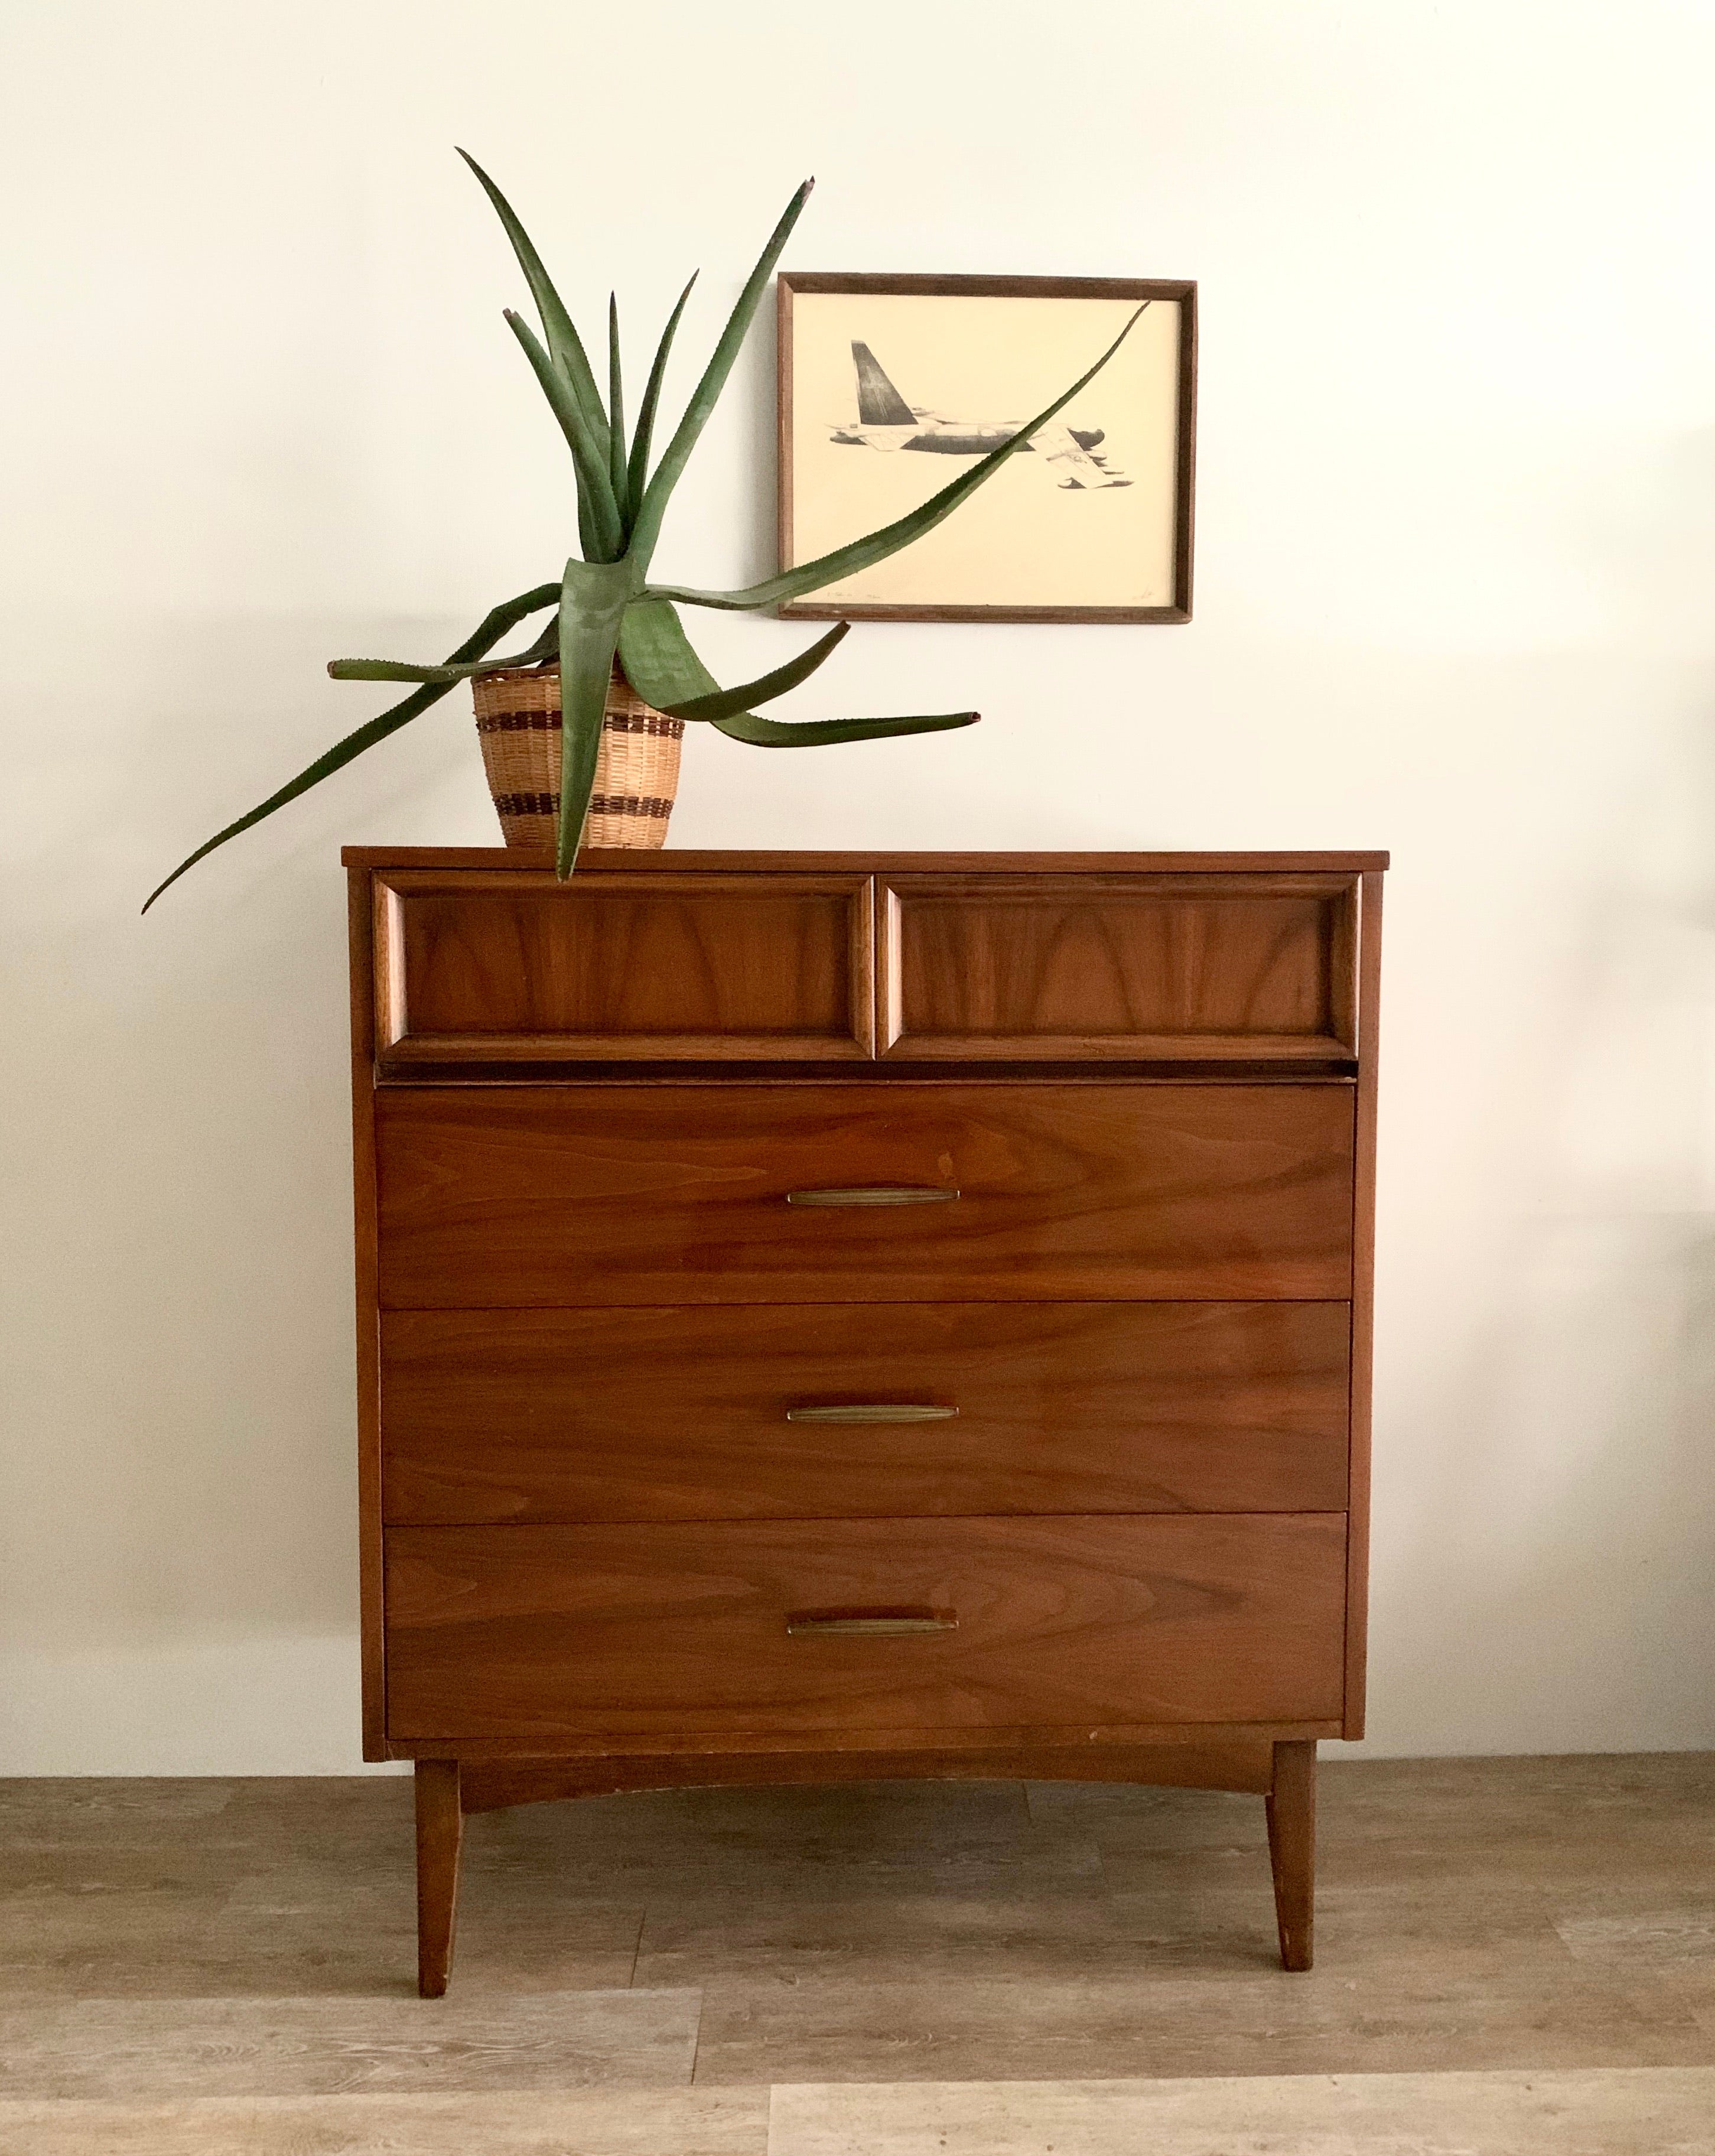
[
  {"x1": 349, "y1": 866, "x2": 386, "y2": 1760},
  {"x1": 1344, "y1": 870, "x2": 1384, "y2": 1738}
]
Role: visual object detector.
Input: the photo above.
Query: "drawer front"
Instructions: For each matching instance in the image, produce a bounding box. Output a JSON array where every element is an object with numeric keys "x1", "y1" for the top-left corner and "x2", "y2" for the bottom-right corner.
[
  {"x1": 879, "y1": 873, "x2": 1358, "y2": 1062},
  {"x1": 383, "y1": 1514, "x2": 1348, "y2": 1742},
  {"x1": 375, "y1": 1084, "x2": 1355, "y2": 1308},
  {"x1": 381, "y1": 1302, "x2": 1352, "y2": 1523},
  {"x1": 373, "y1": 869, "x2": 873, "y2": 1066}
]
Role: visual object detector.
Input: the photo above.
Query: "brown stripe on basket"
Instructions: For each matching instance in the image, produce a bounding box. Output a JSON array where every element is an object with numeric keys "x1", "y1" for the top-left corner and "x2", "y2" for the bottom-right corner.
[
  {"x1": 477, "y1": 708, "x2": 685, "y2": 740},
  {"x1": 490, "y1": 792, "x2": 671, "y2": 821},
  {"x1": 603, "y1": 711, "x2": 685, "y2": 739},
  {"x1": 474, "y1": 711, "x2": 561, "y2": 735}
]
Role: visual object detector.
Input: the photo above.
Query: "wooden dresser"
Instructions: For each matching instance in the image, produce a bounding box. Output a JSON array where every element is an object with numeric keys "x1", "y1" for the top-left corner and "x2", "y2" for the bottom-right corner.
[{"x1": 344, "y1": 847, "x2": 1384, "y2": 1996}]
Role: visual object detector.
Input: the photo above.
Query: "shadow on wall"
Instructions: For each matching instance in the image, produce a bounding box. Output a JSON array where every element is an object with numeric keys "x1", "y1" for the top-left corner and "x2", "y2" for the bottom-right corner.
[{"x1": 1369, "y1": 735, "x2": 1715, "y2": 1754}]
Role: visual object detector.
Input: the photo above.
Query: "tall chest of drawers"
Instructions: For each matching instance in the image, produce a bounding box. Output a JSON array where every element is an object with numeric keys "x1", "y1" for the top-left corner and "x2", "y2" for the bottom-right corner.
[{"x1": 345, "y1": 847, "x2": 1385, "y2": 1996}]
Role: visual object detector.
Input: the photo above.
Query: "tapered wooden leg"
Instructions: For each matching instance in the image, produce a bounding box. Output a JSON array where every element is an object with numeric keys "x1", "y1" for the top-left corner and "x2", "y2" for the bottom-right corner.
[
  {"x1": 414, "y1": 1759, "x2": 464, "y2": 1998},
  {"x1": 1266, "y1": 1739, "x2": 1316, "y2": 1971}
]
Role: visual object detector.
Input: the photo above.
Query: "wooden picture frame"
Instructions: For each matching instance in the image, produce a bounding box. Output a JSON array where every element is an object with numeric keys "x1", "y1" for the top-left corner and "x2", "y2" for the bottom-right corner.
[{"x1": 777, "y1": 273, "x2": 1197, "y2": 625}]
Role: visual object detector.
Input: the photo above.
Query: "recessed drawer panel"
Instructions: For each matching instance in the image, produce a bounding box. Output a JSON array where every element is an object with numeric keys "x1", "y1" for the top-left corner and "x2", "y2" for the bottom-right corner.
[
  {"x1": 381, "y1": 1302, "x2": 1352, "y2": 1523},
  {"x1": 879, "y1": 873, "x2": 1359, "y2": 1062},
  {"x1": 375, "y1": 1084, "x2": 1354, "y2": 1308},
  {"x1": 383, "y1": 1514, "x2": 1348, "y2": 1742},
  {"x1": 372, "y1": 869, "x2": 873, "y2": 1066}
]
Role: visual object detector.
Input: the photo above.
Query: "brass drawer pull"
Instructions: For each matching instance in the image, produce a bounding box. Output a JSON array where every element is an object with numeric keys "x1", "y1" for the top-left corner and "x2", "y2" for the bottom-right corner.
[
  {"x1": 786, "y1": 1404, "x2": 959, "y2": 1425},
  {"x1": 784, "y1": 1185, "x2": 960, "y2": 1207},
  {"x1": 786, "y1": 1608, "x2": 958, "y2": 1637}
]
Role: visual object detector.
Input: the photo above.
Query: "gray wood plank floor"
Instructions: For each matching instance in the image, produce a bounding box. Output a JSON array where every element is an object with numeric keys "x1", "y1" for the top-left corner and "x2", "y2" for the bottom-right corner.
[{"x1": 1, "y1": 1755, "x2": 1712, "y2": 2151}]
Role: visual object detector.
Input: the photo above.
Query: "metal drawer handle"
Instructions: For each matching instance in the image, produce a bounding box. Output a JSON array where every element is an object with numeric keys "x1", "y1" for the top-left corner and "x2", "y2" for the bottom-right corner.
[
  {"x1": 786, "y1": 1608, "x2": 958, "y2": 1637},
  {"x1": 786, "y1": 1404, "x2": 959, "y2": 1425},
  {"x1": 784, "y1": 1185, "x2": 960, "y2": 1208}
]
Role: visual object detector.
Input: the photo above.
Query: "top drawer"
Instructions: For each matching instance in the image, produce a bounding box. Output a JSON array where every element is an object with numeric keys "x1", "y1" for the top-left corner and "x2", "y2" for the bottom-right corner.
[
  {"x1": 370, "y1": 870, "x2": 873, "y2": 1069},
  {"x1": 880, "y1": 874, "x2": 1356, "y2": 1062},
  {"x1": 360, "y1": 863, "x2": 1363, "y2": 1073}
]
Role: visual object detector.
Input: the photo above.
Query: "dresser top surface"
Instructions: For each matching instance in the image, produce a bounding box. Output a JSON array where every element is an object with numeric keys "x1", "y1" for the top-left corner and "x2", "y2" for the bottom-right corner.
[{"x1": 342, "y1": 847, "x2": 1389, "y2": 874}]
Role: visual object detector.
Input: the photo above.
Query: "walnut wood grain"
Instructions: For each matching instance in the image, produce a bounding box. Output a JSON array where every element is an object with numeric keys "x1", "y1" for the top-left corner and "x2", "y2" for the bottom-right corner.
[
  {"x1": 373, "y1": 870, "x2": 874, "y2": 1066},
  {"x1": 878, "y1": 874, "x2": 1360, "y2": 1062},
  {"x1": 382, "y1": 1514, "x2": 1348, "y2": 1744},
  {"x1": 380, "y1": 1302, "x2": 1352, "y2": 1524},
  {"x1": 455, "y1": 1737, "x2": 1277, "y2": 1813},
  {"x1": 374, "y1": 1083, "x2": 1355, "y2": 1308}
]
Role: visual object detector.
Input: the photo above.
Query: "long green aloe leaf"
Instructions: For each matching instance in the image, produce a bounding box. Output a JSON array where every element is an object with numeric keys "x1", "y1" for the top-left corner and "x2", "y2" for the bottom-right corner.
[
  {"x1": 457, "y1": 149, "x2": 610, "y2": 457},
  {"x1": 616, "y1": 596, "x2": 715, "y2": 707},
  {"x1": 607, "y1": 294, "x2": 628, "y2": 522},
  {"x1": 328, "y1": 617, "x2": 557, "y2": 684},
  {"x1": 505, "y1": 310, "x2": 624, "y2": 560},
  {"x1": 652, "y1": 622, "x2": 849, "y2": 721},
  {"x1": 710, "y1": 705, "x2": 978, "y2": 747},
  {"x1": 617, "y1": 597, "x2": 977, "y2": 749},
  {"x1": 626, "y1": 180, "x2": 814, "y2": 571},
  {"x1": 557, "y1": 556, "x2": 643, "y2": 877},
  {"x1": 627, "y1": 274, "x2": 697, "y2": 515},
  {"x1": 647, "y1": 302, "x2": 1150, "y2": 612},
  {"x1": 142, "y1": 583, "x2": 559, "y2": 912},
  {"x1": 327, "y1": 657, "x2": 540, "y2": 684}
]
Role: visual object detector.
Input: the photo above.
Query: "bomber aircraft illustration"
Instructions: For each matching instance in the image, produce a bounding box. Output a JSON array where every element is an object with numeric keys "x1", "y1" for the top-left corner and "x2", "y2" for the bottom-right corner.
[{"x1": 827, "y1": 339, "x2": 1134, "y2": 489}]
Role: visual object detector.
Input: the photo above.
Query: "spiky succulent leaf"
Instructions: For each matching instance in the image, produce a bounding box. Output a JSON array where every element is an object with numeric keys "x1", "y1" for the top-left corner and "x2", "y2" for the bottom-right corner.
[
  {"x1": 328, "y1": 658, "x2": 523, "y2": 682},
  {"x1": 504, "y1": 310, "x2": 624, "y2": 560},
  {"x1": 616, "y1": 597, "x2": 977, "y2": 749},
  {"x1": 710, "y1": 705, "x2": 979, "y2": 747},
  {"x1": 647, "y1": 303, "x2": 1151, "y2": 612},
  {"x1": 627, "y1": 274, "x2": 697, "y2": 513},
  {"x1": 607, "y1": 294, "x2": 628, "y2": 522},
  {"x1": 652, "y1": 623, "x2": 849, "y2": 721},
  {"x1": 626, "y1": 180, "x2": 814, "y2": 571},
  {"x1": 557, "y1": 555, "x2": 644, "y2": 877},
  {"x1": 458, "y1": 149, "x2": 609, "y2": 454},
  {"x1": 142, "y1": 583, "x2": 559, "y2": 912},
  {"x1": 616, "y1": 596, "x2": 714, "y2": 707},
  {"x1": 328, "y1": 618, "x2": 557, "y2": 684}
]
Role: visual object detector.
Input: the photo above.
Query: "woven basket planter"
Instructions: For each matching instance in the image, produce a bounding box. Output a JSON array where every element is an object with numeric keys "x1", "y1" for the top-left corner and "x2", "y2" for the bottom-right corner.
[{"x1": 471, "y1": 661, "x2": 684, "y2": 851}]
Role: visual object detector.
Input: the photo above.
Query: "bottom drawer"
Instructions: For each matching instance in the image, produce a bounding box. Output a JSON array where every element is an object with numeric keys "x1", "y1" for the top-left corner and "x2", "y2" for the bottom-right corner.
[{"x1": 384, "y1": 1515, "x2": 1347, "y2": 1743}]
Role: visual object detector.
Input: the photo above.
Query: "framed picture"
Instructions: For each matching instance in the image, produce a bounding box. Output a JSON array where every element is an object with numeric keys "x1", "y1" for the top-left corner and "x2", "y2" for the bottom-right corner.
[{"x1": 776, "y1": 273, "x2": 1196, "y2": 624}]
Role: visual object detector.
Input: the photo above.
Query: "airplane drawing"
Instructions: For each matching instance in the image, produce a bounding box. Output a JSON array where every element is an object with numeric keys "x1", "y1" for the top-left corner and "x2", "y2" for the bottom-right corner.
[{"x1": 827, "y1": 339, "x2": 1134, "y2": 489}]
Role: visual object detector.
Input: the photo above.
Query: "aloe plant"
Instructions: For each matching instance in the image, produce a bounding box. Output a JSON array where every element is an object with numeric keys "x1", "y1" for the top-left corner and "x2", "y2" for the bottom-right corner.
[{"x1": 144, "y1": 158, "x2": 1144, "y2": 910}]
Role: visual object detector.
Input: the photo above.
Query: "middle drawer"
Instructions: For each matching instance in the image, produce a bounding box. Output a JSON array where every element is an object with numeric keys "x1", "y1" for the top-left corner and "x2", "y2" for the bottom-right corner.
[
  {"x1": 381, "y1": 1301, "x2": 1351, "y2": 1523},
  {"x1": 375, "y1": 1082, "x2": 1355, "y2": 1308}
]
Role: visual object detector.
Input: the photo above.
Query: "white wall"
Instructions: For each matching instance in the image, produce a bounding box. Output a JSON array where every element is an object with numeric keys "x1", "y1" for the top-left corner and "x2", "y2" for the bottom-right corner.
[{"x1": 4, "y1": 0, "x2": 1714, "y2": 1771}]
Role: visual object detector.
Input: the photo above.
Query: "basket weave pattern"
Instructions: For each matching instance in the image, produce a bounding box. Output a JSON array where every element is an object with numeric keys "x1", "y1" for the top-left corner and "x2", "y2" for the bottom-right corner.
[{"x1": 471, "y1": 661, "x2": 684, "y2": 850}]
